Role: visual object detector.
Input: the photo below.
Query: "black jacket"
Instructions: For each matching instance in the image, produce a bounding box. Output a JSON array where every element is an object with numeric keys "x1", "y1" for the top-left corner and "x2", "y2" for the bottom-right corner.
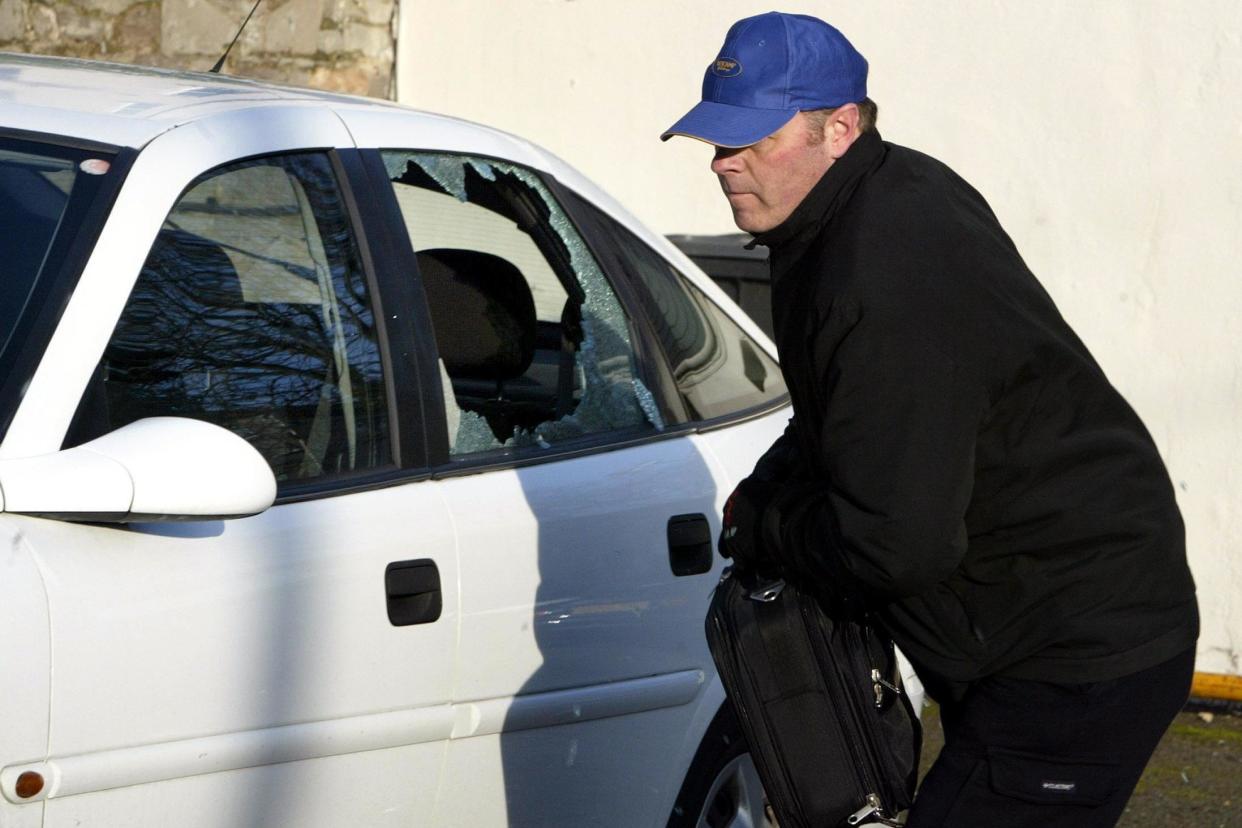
[{"x1": 750, "y1": 129, "x2": 1197, "y2": 699}]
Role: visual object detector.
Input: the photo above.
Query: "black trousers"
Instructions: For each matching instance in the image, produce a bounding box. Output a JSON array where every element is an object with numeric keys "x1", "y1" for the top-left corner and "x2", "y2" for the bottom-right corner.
[{"x1": 906, "y1": 647, "x2": 1195, "y2": 828}]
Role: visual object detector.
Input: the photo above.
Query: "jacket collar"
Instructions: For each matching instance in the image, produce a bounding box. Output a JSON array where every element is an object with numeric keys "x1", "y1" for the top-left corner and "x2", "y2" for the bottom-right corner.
[{"x1": 749, "y1": 128, "x2": 886, "y2": 254}]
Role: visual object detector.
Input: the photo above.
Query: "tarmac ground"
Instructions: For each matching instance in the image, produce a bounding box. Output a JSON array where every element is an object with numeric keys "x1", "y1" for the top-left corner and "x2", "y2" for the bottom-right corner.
[{"x1": 917, "y1": 703, "x2": 1242, "y2": 827}]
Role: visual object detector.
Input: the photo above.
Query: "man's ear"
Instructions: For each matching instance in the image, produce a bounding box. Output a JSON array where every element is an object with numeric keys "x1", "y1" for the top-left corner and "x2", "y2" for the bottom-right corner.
[{"x1": 827, "y1": 103, "x2": 862, "y2": 159}]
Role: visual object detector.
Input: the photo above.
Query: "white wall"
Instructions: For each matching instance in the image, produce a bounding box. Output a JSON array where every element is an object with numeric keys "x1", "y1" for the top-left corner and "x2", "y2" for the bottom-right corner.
[{"x1": 399, "y1": 1, "x2": 1242, "y2": 676}]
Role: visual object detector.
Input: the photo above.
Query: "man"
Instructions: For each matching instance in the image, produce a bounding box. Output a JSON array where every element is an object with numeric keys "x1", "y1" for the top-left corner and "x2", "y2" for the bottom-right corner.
[{"x1": 662, "y1": 12, "x2": 1198, "y2": 827}]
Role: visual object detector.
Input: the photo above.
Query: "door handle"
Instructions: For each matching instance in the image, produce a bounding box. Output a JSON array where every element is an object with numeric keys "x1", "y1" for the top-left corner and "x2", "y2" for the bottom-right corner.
[
  {"x1": 385, "y1": 559, "x2": 442, "y2": 626},
  {"x1": 667, "y1": 513, "x2": 713, "y2": 576}
]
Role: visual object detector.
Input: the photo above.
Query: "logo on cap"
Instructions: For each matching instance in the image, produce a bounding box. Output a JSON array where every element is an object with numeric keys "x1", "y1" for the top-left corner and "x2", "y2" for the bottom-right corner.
[{"x1": 712, "y1": 58, "x2": 742, "y2": 78}]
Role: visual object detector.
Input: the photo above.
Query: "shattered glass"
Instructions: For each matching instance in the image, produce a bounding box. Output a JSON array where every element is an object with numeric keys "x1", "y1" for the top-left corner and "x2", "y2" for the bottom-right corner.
[
  {"x1": 453, "y1": 409, "x2": 505, "y2": 454},
  {"x1": 386, "y1": 153, "x2": 470, "y2": 201},
  {"x1": 384, "y1": 154, "x2": 500, "y2": 203},
  {"x1": 469, "y1": 160, "x2": 498, "y2": 182},
  {"x1": 385, "y1": 151, "x2": 665, "y2": 454},
  {"x1": 632, "y1": 377, "x2": 666, "y2": 432}
]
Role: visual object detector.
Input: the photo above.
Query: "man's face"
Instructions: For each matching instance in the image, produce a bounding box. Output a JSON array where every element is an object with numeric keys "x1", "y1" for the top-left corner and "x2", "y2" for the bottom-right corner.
[{"x1": 710, "y1": 112, "x2": 836, "y2": 234}]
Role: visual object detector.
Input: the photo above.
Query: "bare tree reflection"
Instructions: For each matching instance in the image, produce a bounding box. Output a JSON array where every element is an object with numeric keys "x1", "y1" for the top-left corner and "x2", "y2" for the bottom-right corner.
[{"x1": 68, "y1": 153, "x2": 388, "y2": 482}]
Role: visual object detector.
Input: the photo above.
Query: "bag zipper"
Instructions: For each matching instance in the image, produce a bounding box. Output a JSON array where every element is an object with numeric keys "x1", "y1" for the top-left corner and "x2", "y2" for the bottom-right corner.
[
  {"x1": 804, "y1": 599, "x2": 912, "y2": 823},
  {"x1": 847, "y1": 793, "x2": 905, "y2": 827},
  {"x1": 798, "y1": 596, "x2": 881, "y2": 807},
  {"x1": 870, "y1": 668, "x2": 903, "y2": 709},
  {"x1": 841, "y1": 619, "x2": 914, "y2": 820}
]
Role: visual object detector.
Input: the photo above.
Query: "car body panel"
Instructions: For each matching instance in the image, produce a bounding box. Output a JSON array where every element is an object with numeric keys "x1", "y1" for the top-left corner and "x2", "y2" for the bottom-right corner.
[
  {"x1": 10, "y1": 480, "x2": 459, "y2": 824},
  {"x1": 0, "y1": 518, "x2": 50, "y2": 828},
  {"x1": 336, "y1": 107, "x2": 553, "y2": 181},
  {"x1": 0, "y1": 52, "x2": 382, "y2": 149},
  {"x1": 433, "y1": 432, "x2": 725, "y2": 825}
]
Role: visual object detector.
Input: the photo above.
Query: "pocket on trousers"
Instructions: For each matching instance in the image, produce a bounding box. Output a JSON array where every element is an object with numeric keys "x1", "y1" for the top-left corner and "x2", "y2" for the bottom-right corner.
[{"x1": 986, "y1": 748, "x2": 1119, "y2": 807}]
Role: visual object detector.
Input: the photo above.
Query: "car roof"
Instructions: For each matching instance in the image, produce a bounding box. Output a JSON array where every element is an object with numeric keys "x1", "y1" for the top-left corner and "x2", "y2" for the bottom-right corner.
[{"x1": 0, "y1": 52, "x2": 505, "y2": 151}]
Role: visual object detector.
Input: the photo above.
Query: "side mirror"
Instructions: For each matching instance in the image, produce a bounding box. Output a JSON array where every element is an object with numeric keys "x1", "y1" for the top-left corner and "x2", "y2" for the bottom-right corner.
[{"x1": 0, "y1": 417, "x2": 277, "y2": 521}]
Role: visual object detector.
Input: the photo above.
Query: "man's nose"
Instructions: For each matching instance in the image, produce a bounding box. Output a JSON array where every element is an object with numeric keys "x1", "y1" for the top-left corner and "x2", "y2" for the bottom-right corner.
[{"x1": 711, "y1": 145, "x2": 744, "y2": 174}]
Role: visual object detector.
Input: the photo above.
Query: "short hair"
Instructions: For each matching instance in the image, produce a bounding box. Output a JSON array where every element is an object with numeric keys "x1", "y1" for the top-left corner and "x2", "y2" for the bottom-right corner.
[{"x1": 803, "y1": 98, "x2": 879, "y2": 143}]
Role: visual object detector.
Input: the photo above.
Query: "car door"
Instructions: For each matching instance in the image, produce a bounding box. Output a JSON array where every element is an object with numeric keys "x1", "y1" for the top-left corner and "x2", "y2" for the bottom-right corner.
[
  {"x1": 355, "y1": 144, "x2": 735, "y2": 826},
  {"x1": 0, "y1": 110, "x2": 458, "y2": 827}
]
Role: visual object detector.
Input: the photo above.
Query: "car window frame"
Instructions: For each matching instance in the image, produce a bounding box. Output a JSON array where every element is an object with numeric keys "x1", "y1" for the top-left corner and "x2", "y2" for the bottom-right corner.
[
  {"x1": 0, "y1": 129, "x2": 138, "y2": 448},
  {"x1": 552, "y1": 183, "x2": 790, "y2": 435},
  {"x1": 266, "y1": 147, "x2": 439, "y2": 504},
  {"x1": 357, "y1": 148, "x2": 693, "y2": 477},
  {"x1": 55, "y1": 145, "x2": 427, "y2": 506}
]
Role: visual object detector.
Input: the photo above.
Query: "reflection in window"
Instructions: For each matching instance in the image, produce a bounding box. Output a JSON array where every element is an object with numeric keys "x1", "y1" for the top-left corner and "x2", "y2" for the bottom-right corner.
[
  {"x1": 67, "y1": 153, "x2": 390, "y2": 483},
  {"x1": 675, "y1": 280, "x2": 784, "y2": 418},
  {"x1": 382, "y1": 151, "x2": 663, "y2": 456},
  {"x1": 574, "y1": 207, "x2": 786, "y2": 420}
]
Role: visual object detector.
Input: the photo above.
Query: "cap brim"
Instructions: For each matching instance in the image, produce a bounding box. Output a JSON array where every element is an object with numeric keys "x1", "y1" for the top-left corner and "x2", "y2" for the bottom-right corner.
[{"x1": 660, "y1": 100, "x2": 798, "y2": 147}]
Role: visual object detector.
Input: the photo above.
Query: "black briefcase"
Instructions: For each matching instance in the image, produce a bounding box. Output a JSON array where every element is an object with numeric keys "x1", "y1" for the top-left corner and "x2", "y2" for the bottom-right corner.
[{"x1": 705, "y1": 568, "x2": 922, "y2": 827}]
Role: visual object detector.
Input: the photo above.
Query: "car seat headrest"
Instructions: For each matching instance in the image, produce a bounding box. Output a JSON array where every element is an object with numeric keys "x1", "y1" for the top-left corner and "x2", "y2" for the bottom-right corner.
[{"x1": 416, "y1": 248, "x2": 537, "y2": 382}]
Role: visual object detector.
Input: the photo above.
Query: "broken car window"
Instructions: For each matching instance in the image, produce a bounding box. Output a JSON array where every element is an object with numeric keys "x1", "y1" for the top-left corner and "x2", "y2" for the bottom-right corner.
[
  {"x1": 382, "y1": 151, "x2": 663, "y2": 457},
  {"x1": 559, "y1": 194, "x2": 788, "y2": 421}
]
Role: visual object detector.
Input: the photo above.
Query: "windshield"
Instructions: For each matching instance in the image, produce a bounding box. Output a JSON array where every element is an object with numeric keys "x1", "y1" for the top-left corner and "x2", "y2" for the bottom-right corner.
[
  {"x1": 1, "y1": 149, "x2": 78, "y2": 346},
  {"x1": 0, "y1": 135, "x2": 124, "y2": 442}
]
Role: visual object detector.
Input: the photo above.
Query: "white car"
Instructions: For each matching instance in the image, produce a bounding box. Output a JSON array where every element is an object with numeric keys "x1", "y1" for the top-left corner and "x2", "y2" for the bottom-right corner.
[
  {"x1": 0, "y1": 53, "x2": 918, "y2": 828},
  {"x1": 0, "y1": 53, "x2": 794, "y2": 828}
]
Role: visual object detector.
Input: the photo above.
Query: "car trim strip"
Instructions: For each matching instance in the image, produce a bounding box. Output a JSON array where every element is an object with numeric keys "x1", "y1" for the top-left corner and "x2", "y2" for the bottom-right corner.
[
  {"x1": 0, "y1": 670, "x2": 704, "y2": 803},
  {"x1": 450, "y1": 669, "x2": 704, "y2": 738},
  {"x1": 0, "y1": 126, "x2": 123, "y2": 155}
]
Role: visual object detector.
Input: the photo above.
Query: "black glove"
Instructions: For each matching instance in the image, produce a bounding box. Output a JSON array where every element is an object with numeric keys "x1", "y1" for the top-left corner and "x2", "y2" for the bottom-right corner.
[{"x1": 719, "y1": 476, "x2": 780, "y2": 573}]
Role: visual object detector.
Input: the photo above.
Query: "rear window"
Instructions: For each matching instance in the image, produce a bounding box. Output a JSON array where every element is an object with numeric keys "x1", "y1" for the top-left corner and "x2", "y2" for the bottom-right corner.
[{"x1": 0, "y1": 136, "x2": 123, "y2": 440}]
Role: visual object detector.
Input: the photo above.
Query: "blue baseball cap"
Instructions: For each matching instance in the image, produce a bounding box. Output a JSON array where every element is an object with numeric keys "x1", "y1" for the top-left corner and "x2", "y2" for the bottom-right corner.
[{"x1": 660, "y1": 12, "x2": 868, "y2": 147}]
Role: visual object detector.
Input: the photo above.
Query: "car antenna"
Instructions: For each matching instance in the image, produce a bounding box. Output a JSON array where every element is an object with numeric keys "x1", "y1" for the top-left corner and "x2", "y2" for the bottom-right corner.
[{"x1": 208, "y1": 0, "x2": 263, "y2": 74}]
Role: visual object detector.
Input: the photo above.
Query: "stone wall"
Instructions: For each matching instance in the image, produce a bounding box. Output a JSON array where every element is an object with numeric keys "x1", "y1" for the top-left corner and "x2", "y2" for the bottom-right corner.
[{"x1": 0, "y1": 0, "x2": 396, "y2": 98}]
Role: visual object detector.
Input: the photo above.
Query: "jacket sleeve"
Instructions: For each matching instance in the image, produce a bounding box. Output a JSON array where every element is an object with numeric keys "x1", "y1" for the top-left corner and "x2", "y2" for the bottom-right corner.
[
  {"x1": 764, "y1": 301, "x2": 989, "y2": 600},
  {"x1": 747, "y1": 417, "x2": 808, "y2": 484}
]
